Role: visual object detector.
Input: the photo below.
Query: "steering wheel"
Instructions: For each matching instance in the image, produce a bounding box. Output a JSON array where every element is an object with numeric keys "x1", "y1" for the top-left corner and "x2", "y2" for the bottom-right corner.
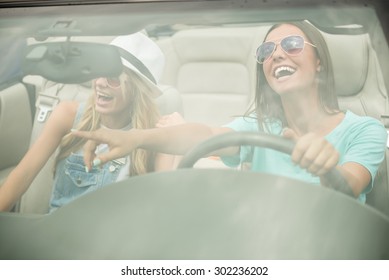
[{"x1": 178, "y1": 131, "x2": 354, "y2": 197}]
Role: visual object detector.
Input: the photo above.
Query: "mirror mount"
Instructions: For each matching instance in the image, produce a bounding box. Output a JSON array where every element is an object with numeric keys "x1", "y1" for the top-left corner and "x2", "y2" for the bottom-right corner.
[{"x1": 23, "y1": 19, "x2": 123, "y2": 84}]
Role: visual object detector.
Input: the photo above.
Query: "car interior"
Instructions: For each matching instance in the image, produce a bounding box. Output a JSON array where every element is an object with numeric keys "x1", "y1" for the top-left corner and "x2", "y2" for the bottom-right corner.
[
  {"x1": 1, "y1": 22, "x2": 388, "y2": 216},
  {"x1": 0, "y1": 0, "x2": 389, "y2": 259}
]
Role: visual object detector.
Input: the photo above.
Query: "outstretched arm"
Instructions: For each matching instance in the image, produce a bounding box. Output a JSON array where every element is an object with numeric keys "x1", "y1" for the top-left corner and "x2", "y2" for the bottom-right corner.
[
  {"x1": 72, "y1": 123, "x2": 235, "y2": 171},
  {"x1": 154, "y1": 112, "x2": 186, "y2": 171}
]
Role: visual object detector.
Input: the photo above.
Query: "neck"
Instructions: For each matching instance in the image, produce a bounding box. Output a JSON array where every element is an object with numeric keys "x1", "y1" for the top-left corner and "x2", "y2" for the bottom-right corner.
[
  {"x1": 100, "y1": 113, "x2": 132, "y2": 130},
  {"x1": 281, "y1": 90, "x2": 332, "y2": 136}
]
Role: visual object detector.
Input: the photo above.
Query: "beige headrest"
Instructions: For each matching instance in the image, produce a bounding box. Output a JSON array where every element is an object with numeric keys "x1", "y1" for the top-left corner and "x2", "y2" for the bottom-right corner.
[{"x1": 323, "y1": 32, "x2": 369, "y2": 96}]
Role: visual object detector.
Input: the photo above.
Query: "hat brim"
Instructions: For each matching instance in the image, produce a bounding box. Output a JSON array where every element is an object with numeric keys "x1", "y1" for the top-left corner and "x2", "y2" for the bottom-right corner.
[{"x1": 123, "y1": 63, "x2": 162, "y2": 99}]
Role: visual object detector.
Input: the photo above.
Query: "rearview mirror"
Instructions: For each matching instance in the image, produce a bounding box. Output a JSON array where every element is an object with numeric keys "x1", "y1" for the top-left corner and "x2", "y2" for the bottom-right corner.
[{"x1": 23, "y1": 41, "x2": 123, "y2": 84}]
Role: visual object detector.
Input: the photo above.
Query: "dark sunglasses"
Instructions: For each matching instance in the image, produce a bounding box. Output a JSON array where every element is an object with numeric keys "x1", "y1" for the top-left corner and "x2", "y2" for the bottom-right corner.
[{"x1": 255, "y1": 35, "x2": 316, "y2": 64}]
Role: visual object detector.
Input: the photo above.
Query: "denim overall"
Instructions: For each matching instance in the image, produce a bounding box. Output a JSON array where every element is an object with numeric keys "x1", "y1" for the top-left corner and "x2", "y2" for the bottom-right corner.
[{"x1": 49, "y1": 103, "x2": 129, "y2": 211}]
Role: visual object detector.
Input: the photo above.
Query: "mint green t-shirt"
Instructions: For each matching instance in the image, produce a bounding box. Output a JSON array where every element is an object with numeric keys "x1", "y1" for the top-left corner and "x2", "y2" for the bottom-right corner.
[{"x1": 222, "y1": 110, "x2": 387, "y2": 203}]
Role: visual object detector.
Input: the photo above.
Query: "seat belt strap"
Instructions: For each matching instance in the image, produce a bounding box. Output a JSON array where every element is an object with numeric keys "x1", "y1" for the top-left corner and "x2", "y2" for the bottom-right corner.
[
  {"x1": 35, "y1": 84, "x2": 62, "y2": 123},
  {"x1": 29, "y1": 84, "x2": 63, "y2": 145}
]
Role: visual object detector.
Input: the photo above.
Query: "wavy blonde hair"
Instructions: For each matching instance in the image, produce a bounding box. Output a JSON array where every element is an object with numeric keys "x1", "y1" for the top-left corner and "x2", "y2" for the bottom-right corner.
[{"x1": 55, "y1": 68, "x2": 160, "y2": 176}]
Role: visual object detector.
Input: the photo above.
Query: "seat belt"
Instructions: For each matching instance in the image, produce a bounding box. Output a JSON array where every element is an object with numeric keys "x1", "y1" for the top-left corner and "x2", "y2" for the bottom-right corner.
[
  {"x1": 29, "y1": 84, "x2": 62, "y2": 145},
  {"x1": 36, "y1": 89, "x2": 60, "y2": 122},
  {"x1": 29, "y1": 82, "x2": 84, "y2": 145}
]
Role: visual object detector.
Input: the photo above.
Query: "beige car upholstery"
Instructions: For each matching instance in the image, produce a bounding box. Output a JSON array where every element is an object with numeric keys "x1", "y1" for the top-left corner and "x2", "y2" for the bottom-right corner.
[
  {"x1": 7, "y1": 25, "x2": 389, "y2": 216},
  {"x1": 0, "y1": 83, "x2": 32, "y2": 186},
  {"x1": 156, "y1": 26, "x2": 268, "y2": 169},
  {"x1": 157, "y1": 26, "x2": 268, "y2": 126}
]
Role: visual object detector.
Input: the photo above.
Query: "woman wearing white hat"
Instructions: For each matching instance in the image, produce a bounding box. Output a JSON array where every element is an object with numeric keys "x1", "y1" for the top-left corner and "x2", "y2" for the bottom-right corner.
[{"x1": 0, "y1": 32, "x2": 178, "y2": 212}]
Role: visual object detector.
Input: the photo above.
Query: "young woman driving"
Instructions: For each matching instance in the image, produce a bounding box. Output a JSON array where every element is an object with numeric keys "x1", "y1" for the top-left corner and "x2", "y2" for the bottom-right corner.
[{"x1": 72, "y1": 22, "x2": 387, "y2": 203}]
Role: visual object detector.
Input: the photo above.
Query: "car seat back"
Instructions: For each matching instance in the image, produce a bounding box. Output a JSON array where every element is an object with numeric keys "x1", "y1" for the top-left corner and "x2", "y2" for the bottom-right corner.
[
  {"x1": 0, "y1": 83, "x2": 32, "y2": 186},
  {"x1": 157, "y1": 26, "x2": 269, "y2": 126},
  {"x1": 323, "y1": 30, "x2": 389, "y2": 216}
]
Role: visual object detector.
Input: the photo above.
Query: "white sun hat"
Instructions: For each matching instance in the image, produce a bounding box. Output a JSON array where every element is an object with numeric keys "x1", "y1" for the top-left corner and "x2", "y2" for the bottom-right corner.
[{"x1": 110, "y1": 32, "x2": 165, "y2": 98}]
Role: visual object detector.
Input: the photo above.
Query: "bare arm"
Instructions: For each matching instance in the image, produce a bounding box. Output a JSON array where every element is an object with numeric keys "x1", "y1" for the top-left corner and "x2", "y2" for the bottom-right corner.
[
  {"x1": 0, "y1": 101, "x2": 77, "y2": 211},
  {"x1": 330, "y1": 163, "x2": 371, "y2": 197},
  {"x1": 72, "y1": 123, "x2": 236, "y2": 171},
  {"x1": 153, "y1": 112, "x2": 185, "y2": 171}
]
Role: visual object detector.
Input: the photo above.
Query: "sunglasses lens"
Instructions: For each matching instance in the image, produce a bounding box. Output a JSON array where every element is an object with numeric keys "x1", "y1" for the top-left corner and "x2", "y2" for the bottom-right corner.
[
  {"x1": 281, "y1": 35, "x2": 305, "y2": 55},
  {"x1": 256, "y1": 42, "x2": 275, "y2": 63},
  {"x1": 107, "y1": 77, "x2": 121, "y2": 88}
]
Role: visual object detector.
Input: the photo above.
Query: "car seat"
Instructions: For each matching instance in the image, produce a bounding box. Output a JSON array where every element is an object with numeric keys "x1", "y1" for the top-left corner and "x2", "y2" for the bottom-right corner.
[
  {"x1": 157, "y1": 26, "x2": 270, "y2": 126},
  {"x1": 0, "y1": 83, "x2": 32, "y2": 186},
  {"x1": 156, "y1": 26, "x2": 270, "y2": 169},
  {"x1": 322, "y1": 29, "x2": 389, "y2": 216},
  {"x1": 0, "y1": 38, "x2": 31, "y2": 187}
]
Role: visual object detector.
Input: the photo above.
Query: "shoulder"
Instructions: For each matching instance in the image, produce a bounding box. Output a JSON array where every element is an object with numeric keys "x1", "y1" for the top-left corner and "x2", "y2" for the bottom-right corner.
[
  {"x1": 47, "y1": 101, "x2": 80, "y2": 133},
  {"x1": 54, "y1": 100, "x2": 79, "y2": 115},
  {"x1": 342, "y1": 110, "x2": 385, "y2": 132},
  {"x1": 338, "y1": 110, "x2": 387, "y2": 146}
]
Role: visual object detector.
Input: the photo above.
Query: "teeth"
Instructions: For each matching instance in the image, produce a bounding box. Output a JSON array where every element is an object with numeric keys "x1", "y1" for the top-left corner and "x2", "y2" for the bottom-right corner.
[
  {"x1": 274, "y1": 66, "x2": 296, "y2": 78},
  {"x1": 98, "y1": 92, "x2": 112, "y2": 98}
]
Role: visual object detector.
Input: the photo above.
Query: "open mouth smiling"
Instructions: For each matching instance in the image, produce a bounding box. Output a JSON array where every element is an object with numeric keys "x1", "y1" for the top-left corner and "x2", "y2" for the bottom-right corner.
[
  {"x1": 97, "y1": 92, "x2": 114, "y2": 102},
  {"x1": 274, "y1": 66, "x2": 296, "y2": 79}
]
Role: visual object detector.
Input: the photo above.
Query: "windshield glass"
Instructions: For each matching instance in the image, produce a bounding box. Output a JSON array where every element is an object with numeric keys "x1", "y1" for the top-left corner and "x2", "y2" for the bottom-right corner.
[{"x1": 0, "y1": 0, "x2": 389, "y2": 266}]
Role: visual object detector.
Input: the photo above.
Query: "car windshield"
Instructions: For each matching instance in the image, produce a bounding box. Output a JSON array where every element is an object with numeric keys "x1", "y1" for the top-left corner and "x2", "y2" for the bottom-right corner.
[{"x1": 1, "y1": 0, "x2": 389, "y2": 272}]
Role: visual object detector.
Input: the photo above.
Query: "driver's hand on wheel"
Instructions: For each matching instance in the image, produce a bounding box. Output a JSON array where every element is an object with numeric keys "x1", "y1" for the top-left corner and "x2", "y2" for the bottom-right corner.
[
  {"x1": 72, "y1": 128, "x2": 138, "y2": 172},
  {"x1": 282, "y1": 128, "x2": 339, "y2": 176}
]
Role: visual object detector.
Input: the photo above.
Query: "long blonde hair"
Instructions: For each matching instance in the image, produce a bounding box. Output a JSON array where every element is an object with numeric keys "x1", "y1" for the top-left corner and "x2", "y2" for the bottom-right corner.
[{"x1": 55, "y1": 68, "x2": 160, "y2": 176}]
